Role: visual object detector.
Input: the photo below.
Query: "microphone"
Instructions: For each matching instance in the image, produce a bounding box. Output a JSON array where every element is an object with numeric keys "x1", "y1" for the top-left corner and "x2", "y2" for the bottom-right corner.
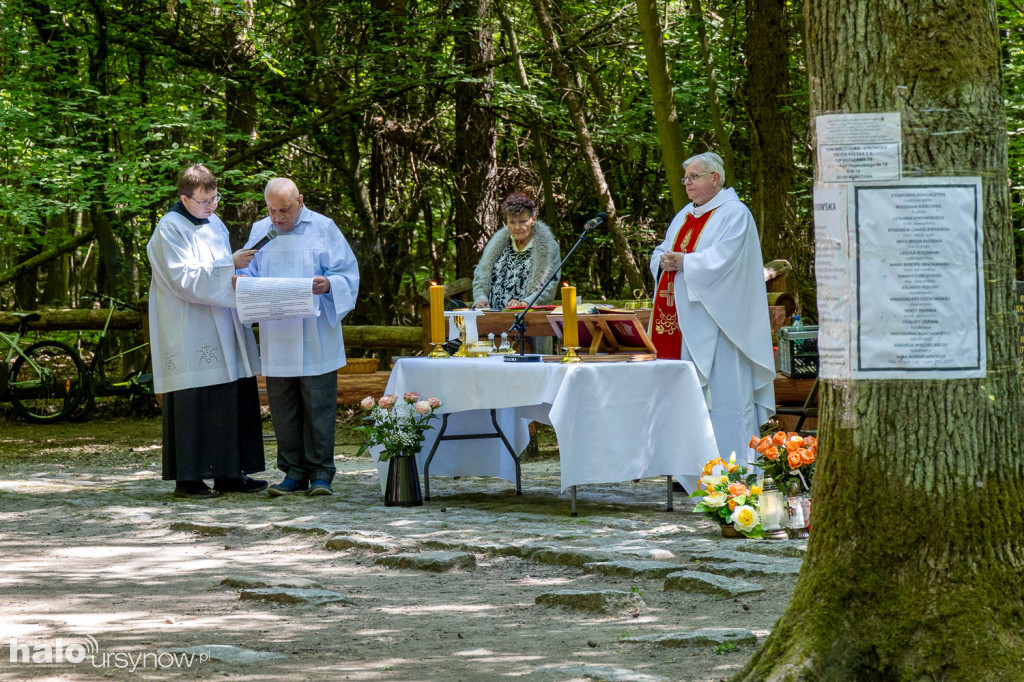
[
  {"x1": 583, "y1": 212, "x2": 609, "y2": 232},
  {"x1": 250, "y1": 228, "x2": 279, "y2": 250}
]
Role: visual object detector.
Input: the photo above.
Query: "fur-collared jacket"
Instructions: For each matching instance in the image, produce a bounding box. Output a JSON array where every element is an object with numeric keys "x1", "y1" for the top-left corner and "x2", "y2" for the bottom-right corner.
[{"x1": 472, "y1": 220, "x2": 561, "y2": 307}]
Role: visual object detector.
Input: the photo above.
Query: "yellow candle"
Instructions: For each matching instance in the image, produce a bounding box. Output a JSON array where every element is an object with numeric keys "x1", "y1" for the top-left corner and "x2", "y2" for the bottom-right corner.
[
  {"x1": 562, "y1": 284, "x2": 578, "y2": 348},
  {"x1": 430, "y1": 283, "x2": 445, "y2": 345}
]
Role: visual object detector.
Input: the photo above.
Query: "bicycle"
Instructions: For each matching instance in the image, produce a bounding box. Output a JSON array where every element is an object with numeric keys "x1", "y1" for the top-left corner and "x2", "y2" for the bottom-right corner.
[
  {"x1": 68, "y1": 292, "x2": 155, "y2": 422},
  {"x1": 0, "y1": 312, "x2": 87, "y2": 423}
]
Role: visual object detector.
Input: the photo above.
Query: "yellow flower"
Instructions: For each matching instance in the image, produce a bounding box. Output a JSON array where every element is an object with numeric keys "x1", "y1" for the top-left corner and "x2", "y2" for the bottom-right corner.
[
  {"x1": 750, "y1": 485, "x2": 763, "y2": 496},
  {"x1": 720, "y1": 475, "x2": 728, "y2": 484},
  {"x1": 726, "y1": 451, "x2": 738, "y2": 473},
  {"x1": 700, "y1": 474, "x2": 720, "y2": 489},
  {"x1": 730, "y1": 505, "x2": 760, "y2": 532},
  {"x1": 704, "y1": 491, "x2": 728, "y2": 508}
]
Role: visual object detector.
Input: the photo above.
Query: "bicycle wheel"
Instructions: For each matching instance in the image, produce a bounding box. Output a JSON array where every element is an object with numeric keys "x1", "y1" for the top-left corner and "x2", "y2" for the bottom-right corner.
[{"x1": 9, "y1": 341, "x2": 87, "y2": 423}]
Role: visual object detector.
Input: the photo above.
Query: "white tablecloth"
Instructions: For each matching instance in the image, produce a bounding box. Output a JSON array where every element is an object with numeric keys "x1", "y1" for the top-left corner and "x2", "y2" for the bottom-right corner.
[{"x1": 371, "y1": 357, "x2": 719, "y2": 493}]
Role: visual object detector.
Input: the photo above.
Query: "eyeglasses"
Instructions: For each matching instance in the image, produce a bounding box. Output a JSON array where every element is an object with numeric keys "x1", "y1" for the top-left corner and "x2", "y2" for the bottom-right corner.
[
  {"x1": 683, "y1": 172, "x2": 715, "y2": 184},
  {"x1": 187, "y1": 193, "x2": 221, "y2": 207}
]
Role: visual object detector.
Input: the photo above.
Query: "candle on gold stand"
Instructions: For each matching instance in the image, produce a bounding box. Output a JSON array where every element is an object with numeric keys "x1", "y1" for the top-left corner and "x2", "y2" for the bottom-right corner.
[
  {"x1": 428, "y1": 283, "x2": 449, "y2": 358},
  {"x1": 561, "y1": 284, "x2": 581, "y2": 363}
]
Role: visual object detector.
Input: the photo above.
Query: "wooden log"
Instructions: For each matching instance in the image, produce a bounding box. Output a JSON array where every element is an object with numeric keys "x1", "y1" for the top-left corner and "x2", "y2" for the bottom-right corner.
[
  {"x1": 342, "y1": 325, "x2": 422, "y2": 350},
  {"x1": 763, "y1": 259, "x2": 791, "y2": 293},
  {"x1": 767, "y1": 291, "x2": 796, "y2": 317},
  {"x1": 0, "y1": 309, "x2": 423, "y2": 351},
  {"x1": 256, "y1": 371, "x2": 392, "y2": 406},
  {"x1": 774, "y1": 372, "x2": 817, "y2": 406},
  {"x1": 0, "y1": 308, "x2": 141, "y2": 331}
]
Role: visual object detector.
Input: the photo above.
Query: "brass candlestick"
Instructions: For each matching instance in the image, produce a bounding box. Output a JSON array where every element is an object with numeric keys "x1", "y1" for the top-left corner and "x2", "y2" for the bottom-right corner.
[{"x1": 560, "y1": 346, "x2": 582, "y2": 364}]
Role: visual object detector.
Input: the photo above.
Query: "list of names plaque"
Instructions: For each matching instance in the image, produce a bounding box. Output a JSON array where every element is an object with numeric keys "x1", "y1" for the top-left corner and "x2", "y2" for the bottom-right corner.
[{"x1": 853, "y1": 179, "x2": 985, "y2": 378}]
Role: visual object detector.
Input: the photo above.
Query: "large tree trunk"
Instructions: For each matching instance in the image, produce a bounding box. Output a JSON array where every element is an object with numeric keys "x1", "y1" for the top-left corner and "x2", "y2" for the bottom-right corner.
[
  {"x1": 745, "y1": 0, "x2": 796, "y2": 259},
  {"x1": 686, "y1": 0, "x2": 735, "y2": 183},
  {"x1": 738, "y1": 1, "x2": 1024, "y2": 679},
  {"x1": 494, "y1": 0, "x2": 558, "y2": 228},
  {"x1": 529, "y1": 0, "x2": 646, "y2": 294},
  {"x1": 634, "y1": 0, "x2": 688, "y2": 212},
  {"x1": 452, "y1": 0, "x2": 500, "y2": 280}
]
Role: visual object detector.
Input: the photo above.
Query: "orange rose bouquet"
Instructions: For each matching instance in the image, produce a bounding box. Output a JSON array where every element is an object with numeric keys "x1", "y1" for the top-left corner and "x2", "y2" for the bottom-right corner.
[
  {"x1": 749, "y1": 431, "x2": 816, "y2": 494},
  {"x1": 689, "y1": 454, "x2": 764, "y2": 539}
]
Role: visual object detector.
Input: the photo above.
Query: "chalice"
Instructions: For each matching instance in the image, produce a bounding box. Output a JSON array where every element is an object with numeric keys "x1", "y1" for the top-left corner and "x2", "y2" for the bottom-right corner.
[{"x1": 452, "y1": 314, "x2": 470, "y2": 357}]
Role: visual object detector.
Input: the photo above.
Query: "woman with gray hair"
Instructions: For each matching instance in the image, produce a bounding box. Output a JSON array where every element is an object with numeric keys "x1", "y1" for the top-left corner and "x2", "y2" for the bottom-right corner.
[{"x1": 472, "y1": 192, "x2": 561, "y2": 310}]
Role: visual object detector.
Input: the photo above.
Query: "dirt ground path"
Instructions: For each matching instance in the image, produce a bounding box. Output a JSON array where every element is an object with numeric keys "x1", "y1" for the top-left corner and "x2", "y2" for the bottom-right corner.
[{"x1": 0, "y1": 410, "x2": 798, "y2": 681}]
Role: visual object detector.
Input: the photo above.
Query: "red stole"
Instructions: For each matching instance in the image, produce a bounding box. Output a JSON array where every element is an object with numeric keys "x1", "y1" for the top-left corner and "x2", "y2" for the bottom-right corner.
[{"x1": 650, "y1": 209, "x2": 715, "y2": 359}]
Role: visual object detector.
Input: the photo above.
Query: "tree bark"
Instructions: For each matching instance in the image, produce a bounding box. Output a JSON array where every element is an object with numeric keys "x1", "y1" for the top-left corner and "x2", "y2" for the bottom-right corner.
[
  {"x1": 737, "y1": 1, "x2": 1024, "y2": 679},
  {"x1": 745, "y1": 0, "x2": 796, "y2": 257},
  {"x1": 686, "y1": 0, "x2": 735, "y2": 183},
  {"x1": 634, "y1": 0, "x2": 689, "y2": 211},
  {"x1": 453, "y1": 0, "x2": 500, "y2": 279},
  {"x1": 494, "y1": 0, "x2": 558, "y2": 227},
  {"x1": 529, "y1": 0, "x2": 646, "y2": 293}
]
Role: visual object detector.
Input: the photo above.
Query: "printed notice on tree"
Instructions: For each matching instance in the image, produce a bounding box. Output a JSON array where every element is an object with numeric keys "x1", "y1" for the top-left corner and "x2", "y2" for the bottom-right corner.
[
  {"x1": 235, "y1": 276, "x2": 315, "y2": 324},
  {"x1": 816, "y1": 113, "x2": 902, "y2": 183},
  {"x1": 852, "y1": 178, "x2": 985, "y2": 379},
  {"x1": 813, "y1": 185, "x2": 851, "y2": 379}
]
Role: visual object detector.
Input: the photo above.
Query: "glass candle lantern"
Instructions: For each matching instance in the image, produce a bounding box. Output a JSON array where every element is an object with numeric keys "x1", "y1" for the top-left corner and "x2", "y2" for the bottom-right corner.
[{"x1": 759, "y1": 485, "x2": 788, "y2": 540}]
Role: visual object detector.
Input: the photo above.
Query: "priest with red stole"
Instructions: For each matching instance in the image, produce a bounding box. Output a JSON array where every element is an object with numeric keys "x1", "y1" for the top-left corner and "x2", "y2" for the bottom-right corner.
[{"x1": 649, "y1": 152, "x2": 776, "y2": 465}]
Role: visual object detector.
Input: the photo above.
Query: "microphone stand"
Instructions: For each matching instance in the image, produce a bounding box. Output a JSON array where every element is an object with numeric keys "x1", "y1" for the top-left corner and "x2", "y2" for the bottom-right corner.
[{"x1": 507, "y1": 221, "x2": 600, "y2": 361}]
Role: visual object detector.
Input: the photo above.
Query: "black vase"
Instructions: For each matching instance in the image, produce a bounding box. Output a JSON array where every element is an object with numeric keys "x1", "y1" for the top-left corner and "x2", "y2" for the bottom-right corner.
[{"x1": 384, "y1": 456, "x2": 423, "y2": 507}]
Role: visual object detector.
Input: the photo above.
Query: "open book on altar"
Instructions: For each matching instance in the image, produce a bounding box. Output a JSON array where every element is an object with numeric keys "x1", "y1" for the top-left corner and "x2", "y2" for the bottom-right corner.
[{"x1": 547, "y1": 313, "x2": 657, "y2": 355}]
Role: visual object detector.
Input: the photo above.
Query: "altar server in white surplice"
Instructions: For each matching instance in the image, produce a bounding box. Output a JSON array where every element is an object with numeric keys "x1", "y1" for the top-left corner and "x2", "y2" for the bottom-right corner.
[
  {"x1": 649, "y1": 152, "x2": 775, "y2": 465},
  {"x1": 240, "y1": 178, "x2": 360, "y2": 498},
  {"x1": 147, "y1": 164, "x2": 266, "y2": 498}
]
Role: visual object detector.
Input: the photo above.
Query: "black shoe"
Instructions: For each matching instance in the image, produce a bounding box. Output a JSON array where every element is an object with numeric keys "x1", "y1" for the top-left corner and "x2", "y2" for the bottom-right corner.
[
  {"x1": 173, "y1": 481, "x2": 220, "y2": 498},
  {"x1": 213, "y1": 475, "x2": 269, "y2": 493}
]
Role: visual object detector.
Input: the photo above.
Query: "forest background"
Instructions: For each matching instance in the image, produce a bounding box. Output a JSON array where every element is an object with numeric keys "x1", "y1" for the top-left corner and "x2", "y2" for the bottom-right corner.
[{"x1": 3, "y1": 0, "x2": 1024, "y2": 336}]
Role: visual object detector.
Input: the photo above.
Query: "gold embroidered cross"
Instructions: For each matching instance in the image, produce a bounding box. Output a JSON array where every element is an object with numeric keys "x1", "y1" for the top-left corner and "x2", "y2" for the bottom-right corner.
[{"x1": 659, "y1": 281, "x2": 674, "y2": 307}]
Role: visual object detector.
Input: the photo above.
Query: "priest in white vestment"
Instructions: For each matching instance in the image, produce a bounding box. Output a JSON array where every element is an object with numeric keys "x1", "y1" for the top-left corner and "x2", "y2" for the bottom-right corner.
[
  {"x1": 649, "y1": 152, "x2": 776, "y2": 466},
  {"x1": 240, "y1": 178, "x2": 360, "y2": 497},
  {"x1": 147, "y1": 164, "x2": 266, "y2": 498}
]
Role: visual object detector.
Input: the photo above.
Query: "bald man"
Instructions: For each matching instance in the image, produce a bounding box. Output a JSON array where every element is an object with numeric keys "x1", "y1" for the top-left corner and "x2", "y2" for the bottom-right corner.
[{"x1": 240, "y1": 178, "x2": 360, "y2": 496}]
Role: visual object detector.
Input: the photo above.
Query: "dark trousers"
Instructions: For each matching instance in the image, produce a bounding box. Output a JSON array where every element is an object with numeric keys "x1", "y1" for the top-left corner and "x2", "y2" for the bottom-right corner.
[
  {"x1": 266, "y1": 370, "x2": 337, "y2": 483},
  {"x1": 161, "y1": 377, "x2": 264, "y2": 481}
]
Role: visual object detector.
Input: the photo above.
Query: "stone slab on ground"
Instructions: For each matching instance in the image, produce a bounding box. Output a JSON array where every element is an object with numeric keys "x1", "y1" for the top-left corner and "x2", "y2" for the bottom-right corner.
[
  {"x1": 325, "y1": 535, "x2": 406, "y2": 553},
  {"x1": 168, "y1": 521, "x2": 235, "y2": 536},
  {"x1": 695, "y1": 559, "x2": 803, "y2": 578},
  {"x1": 583, "y1": 560, "x2": 691, "y2": 578},
  {"x1": 732, "y1": 540, "x2": 807, "y2": 558},
  {"x1": 534, "y1": 589, "x2": 644, "y2": 614},
  {"x1": 220, "y1": 575, "x2": 323, "y2": 590},
  {"x1": 531, "y1": 664, "x2": 666, "y2": 681},
  {"x1": 420, "y1": 537, "x2": 551, "y2": 558},
  {"x1": 373, "y1": 551, "x2": 476, "y2": 572},
  {"x1": 663, "y1": 570, "x2": 764, "y2": 597},
  {"x1": 238, "y1": 587, "x2": 355, "y2": 605},
  {"x1": 621, "y1": 628, "x2": 758, "y2": 648},
  {"x1": 159, "y1": 645, "x2": 285, "y2": 665},
  {"x1": 530, "y1": 548, "x2": 625, "y2": 567},
  {"x1": 271, "y1": 520, "x2": 350, "y2": 536},
  {"x1": 693, "y1": 548, "x2": 799, "y2": 566}
]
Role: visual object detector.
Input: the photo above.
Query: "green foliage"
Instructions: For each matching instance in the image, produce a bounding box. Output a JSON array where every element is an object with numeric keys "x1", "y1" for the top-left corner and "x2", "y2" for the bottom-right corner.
[{"x1": 2, "y1": 0, "x2": 1023, "y2": 313}]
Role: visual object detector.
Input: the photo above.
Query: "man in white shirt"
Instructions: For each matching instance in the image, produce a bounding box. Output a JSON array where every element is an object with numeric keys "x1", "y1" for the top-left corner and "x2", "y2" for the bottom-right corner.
[
  {"x1": 240, "y1": 178, "x2": 360, "y2": 496},
  {"x1": 649, "y1": 152, "x2": 776, "y2": 465}
]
